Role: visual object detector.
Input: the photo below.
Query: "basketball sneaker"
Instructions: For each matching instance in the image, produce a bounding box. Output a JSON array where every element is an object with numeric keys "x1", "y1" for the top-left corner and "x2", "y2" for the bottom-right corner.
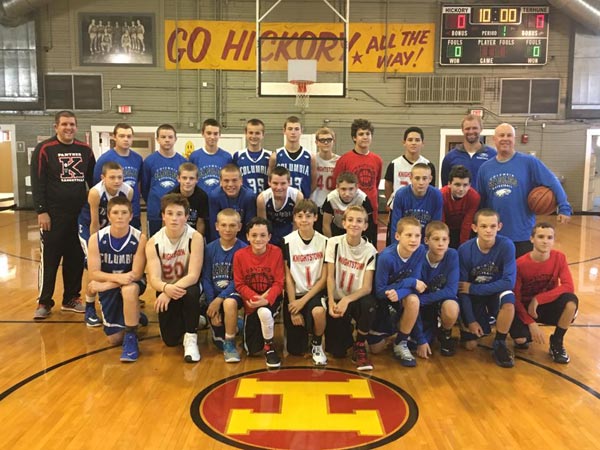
[
  {"x1": 139, "y1": 312, "x2": 148, "y2": 327},
  {"x1": 311, "y1": 344, "x2": 327, "y2": 366},
  {"x1": 438, "y1": 333, "x2": 456, "y2": 357},
  {"x1": 264, "y1": 344, "x2": 281, "y2": 368},
  {"x1": 393, "y1": 340, "x2": 416, "y2": 367},
  {"x1": 197, "y1": 314, "x2": 209, "y2": 330},
  {"x1": 514, "y1": 341, "x2": 530, "y2": 350},
  {"x1": 183, "y1": 332, "x2": 201, "y2": 363},
  {"x1": 61, "y1": 297, "x2": 85, "y2": 313},
  {"x1": 120, "y1": 332, "x2": 139, "y2": 362},
  {"x1": 85, "y1": 303, "x2": 101, "y2": 327},
  {"x1": 493, "y1": 339, "x2": 514, "y2": 368},
  {"x1": 352, "y1": 341, "x2": 373, "y2": 371},
  {"x1": 34, "y1": 303, "x2": 52, "y2": 320},
  {"x1": 223, "y1": 339, "x2": 241, "y2": 363},
  {"x1": 549, "y1": 335, "x2": 570, "y2": 364}
]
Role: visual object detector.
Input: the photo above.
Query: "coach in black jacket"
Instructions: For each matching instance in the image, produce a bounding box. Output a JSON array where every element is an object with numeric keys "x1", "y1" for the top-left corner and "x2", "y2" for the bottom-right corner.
[{"x1": 31, "y1": 110, "x2": 96, "y2": 319}]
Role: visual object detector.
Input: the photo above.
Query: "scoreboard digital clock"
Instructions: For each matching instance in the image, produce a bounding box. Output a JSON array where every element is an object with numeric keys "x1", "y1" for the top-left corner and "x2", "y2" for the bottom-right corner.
[{"x1": 440, "y1": 5, "x2": 549, "y2": 65}]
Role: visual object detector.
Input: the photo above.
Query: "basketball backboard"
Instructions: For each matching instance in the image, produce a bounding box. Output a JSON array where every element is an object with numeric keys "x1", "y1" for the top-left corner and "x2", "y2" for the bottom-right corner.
[{"x1": 256, "y1": 0, "x2": 349, "y2": 102}]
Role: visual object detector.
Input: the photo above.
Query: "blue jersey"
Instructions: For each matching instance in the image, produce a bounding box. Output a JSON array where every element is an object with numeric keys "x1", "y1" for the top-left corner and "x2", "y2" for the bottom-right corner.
[
  {"x1": 274, "y1": 147, "x2": 312, "y2": 198},
  {"x1": 261, "y1": 187, "x2": 300, "y2": 245},
  {"x1": 375, "y1": 243, "x2": 426, "y2": 301},
  {"x1": 476, "y1": 152, "x2": 571, "y2": 242},
  {"x1": 208, "y1": 185, "x2": 257, "y2": 243},
  {"x1": 94, "y1": 149, "x2": 143, "y2": 220},
  {"x1": 96, "y1": 225, "x2": 143, "y2": 330},
  {"x1": 97, "y1": 225, "x2": 142, "y2": 274},
  {"x1": 189, "y1": 147, "x2": 233, "y2": 193},
  {"x1": 458, "y1": 235, "x2": 516, "y2": 324},
  {"x1": 441, "y1": 144, "x2": 496, "y2": 191},
  {"x1": 390, "y1": 186, "x2": 443, "y2": 243},
  {"x1": 413, "y1": 248, "x2": 460, "y2": 345},
  {"x1": 78, "y1": 180, "x2": 132, "y2": 241},
  {"x1": 419, "y1": 248, "x2": 459, "y2": 306},
  {"x1": 202, "y1": 238, "x2": 247, "y2": 303},
  {"x1": 141, "y1": 151, "x2": 187, "y2": 222},
  {"x1": 234, "y1": 148, "x2": 271, "y2": 195}
]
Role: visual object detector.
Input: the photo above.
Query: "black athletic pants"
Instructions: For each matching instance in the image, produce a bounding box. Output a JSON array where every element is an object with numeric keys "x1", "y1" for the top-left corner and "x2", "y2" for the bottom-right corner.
[
  {"x1": 158, "y1": 285, "x2": 202, "y2": 346},
  {"x1": 38, "y1": 212, "x2": 84, "y2": 308}
]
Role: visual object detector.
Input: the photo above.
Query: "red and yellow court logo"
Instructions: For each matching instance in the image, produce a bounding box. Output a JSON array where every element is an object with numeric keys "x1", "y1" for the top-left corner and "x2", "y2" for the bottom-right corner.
[{"x1": 191, "y1": 367, "x2": 418, "y2": 449}]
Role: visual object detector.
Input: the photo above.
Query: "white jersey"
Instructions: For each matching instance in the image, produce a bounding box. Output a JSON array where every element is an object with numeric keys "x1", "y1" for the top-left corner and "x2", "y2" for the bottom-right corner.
[
  {"x1": 323, "y1": 188, "x2": 369, "y2": 229},
  {"x1": 389, "y1": 154, "x2": 431, "y2": 192},
  {"x1": 153, "y1": 224, "x2": 196, "y2": 283},
  {"x1": 325, "y1": 234, "x2": 376, "y2": 300},
  {"x1": 310, "y1": 153, "x2": 340, "y2": 208},
  {"x1": 387, "y1": 154, "x2": 431, "y2": 207},
  {"x1": 284, "y1": 230, "x2": 328, "y2": 295}
]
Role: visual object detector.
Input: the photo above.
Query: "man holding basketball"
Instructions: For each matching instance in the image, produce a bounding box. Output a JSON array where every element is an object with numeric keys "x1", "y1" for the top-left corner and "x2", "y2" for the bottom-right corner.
[{"x1": 476, "y1": 123, "x2": 571, "y2": 258}]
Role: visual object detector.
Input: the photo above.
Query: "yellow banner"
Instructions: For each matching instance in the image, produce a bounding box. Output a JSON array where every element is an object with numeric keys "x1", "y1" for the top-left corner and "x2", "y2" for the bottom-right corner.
[{"x1": 165, "y1": 21, "x2": 434, "y2": 73}]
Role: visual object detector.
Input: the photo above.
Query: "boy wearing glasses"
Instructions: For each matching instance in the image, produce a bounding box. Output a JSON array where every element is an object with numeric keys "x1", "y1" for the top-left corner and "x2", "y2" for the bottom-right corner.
[{"x1": 310, "y1": 127, "x2": 340, "y2": 232}]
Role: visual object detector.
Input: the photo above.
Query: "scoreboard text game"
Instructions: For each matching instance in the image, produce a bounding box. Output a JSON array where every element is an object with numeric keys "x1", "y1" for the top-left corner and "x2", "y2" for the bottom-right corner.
[{"x1": 440, "y1": 5, "x2": 549, "y2": 65}]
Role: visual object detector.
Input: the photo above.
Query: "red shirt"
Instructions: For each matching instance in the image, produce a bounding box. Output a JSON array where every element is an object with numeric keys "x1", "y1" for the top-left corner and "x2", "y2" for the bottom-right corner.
[
  {"x1": 233, "y1": 244, "x2": 285, "y2": 313},
  {"x1": 441, "y1": 185, "x2": 480, "y2": 245},
  {"x1": 332, "y1": 149, "x2": 383, "y2": 222},
  {"x1": 514, "y1": 250, "x2": 574, "y2": 325}
]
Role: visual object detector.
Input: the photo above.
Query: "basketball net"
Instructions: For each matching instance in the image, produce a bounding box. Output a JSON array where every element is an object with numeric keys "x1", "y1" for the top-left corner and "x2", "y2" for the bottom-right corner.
[{"x1": 291, "y1": 80, "x2": 313, "y2": 109}]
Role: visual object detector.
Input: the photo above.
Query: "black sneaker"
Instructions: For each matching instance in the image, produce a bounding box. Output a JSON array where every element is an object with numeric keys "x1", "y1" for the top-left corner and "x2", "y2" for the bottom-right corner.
[
  {"x1": 549, "y1": 335, "x2": 570, "y2": 364},
  {"x1": 438, "y1": 334, "x2": 456, "y2": 357},
  {"x1": 493, "y1": 340, "x2": 514, "y2": 368},
  {"x1": 264, "y1": 345, "x2": 281, "y2": 368},
  {"x1": 514, "y1": 341, "x2": 530, "y2": 350}
]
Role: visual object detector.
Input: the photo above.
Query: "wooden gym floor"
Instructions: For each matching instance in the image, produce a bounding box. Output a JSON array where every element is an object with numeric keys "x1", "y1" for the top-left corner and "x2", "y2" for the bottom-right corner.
[{"x1": 0, "y1": 210, "x2": 599, "y2": 449}]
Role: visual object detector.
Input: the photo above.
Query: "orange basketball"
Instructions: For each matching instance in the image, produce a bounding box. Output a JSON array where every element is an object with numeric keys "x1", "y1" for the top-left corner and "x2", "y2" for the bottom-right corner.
[{"x1": 527, "y1": 186, "x2": 557, "y2": 215}]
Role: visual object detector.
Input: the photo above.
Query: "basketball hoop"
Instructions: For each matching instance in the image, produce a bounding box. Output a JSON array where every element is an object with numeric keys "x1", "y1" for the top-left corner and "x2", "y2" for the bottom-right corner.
[
  {"x1": 288, "y1": 59, "x2": 317, "y2": 110},
  {"x1": 290, "y1": 79, "x2": 314, "y2": 109}
]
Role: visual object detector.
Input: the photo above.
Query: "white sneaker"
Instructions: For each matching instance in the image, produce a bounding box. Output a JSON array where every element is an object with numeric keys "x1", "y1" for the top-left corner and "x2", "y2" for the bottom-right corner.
[
  {"x1": 312, "y1": 344, "x2": 327, "y2": 366},
  {"x1": 393, "y1": 340, "x2": 416, "y2": 367},
  {"x1": 183, "y1": 332, "x2": 201, "y2": 363}
]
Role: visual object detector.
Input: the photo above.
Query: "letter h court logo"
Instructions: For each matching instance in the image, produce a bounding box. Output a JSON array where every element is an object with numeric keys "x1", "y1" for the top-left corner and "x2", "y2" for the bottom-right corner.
[{"x1": 191, "y1": 367, "x2": 418, "y2": 449}]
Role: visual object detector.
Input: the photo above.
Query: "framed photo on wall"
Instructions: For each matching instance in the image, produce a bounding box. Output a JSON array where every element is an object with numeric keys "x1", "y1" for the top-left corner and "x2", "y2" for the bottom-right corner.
[{"x1": 79, "y1": 13, "x2": 155, "y2": 66}]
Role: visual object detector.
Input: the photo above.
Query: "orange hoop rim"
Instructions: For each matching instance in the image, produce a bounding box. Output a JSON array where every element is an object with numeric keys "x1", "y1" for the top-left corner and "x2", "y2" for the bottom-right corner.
[{"x1": 290, "y1": 79, "x2": 314, "y2": 93}]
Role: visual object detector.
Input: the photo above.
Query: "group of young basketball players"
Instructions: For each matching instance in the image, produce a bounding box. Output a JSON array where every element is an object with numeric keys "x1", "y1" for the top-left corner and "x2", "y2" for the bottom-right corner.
[{"x1": 32, "y1": 111, "x2": 578, "y2": 372}]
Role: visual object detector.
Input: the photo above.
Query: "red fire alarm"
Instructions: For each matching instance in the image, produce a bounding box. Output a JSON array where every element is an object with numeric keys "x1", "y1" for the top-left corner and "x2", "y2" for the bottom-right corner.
[
  {"x1": 117, "y1": 105, "x2": 132, "y2": 114},
  {"x1": 521, "y1": 133, "x2": 529, "y2": 144}
]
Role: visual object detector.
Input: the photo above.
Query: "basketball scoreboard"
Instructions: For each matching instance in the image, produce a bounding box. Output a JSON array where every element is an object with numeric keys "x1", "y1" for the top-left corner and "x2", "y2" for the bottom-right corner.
[{"x1": 440, "y1": 5, "x2": 549, "y2": 65}]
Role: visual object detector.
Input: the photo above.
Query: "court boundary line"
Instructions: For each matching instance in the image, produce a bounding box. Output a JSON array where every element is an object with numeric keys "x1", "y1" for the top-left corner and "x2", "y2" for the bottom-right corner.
[
  {"x1": 0, "y1": 251, "x2": 39, "y2": 263},
  {"x1": 0, "y1": 335, "x2": 160, "y2": 402},
  {"x1": 480, "y1": 344, "x2": 600, "y2": 400},
  {"x1": 2, "y1": 334, "x2": 598, "y2": 403}
]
